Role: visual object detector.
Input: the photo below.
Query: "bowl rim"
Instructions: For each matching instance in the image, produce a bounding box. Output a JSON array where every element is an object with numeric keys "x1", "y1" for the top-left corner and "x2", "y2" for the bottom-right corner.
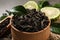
[{"x1": 11, "y1": 17, "x2": 51, "y2": 34}]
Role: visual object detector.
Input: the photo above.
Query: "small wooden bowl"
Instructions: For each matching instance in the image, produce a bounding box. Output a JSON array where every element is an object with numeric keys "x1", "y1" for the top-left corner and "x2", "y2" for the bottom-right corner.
[{"x1": 0, "y1": 16, "x2": 12, "y2": 37}]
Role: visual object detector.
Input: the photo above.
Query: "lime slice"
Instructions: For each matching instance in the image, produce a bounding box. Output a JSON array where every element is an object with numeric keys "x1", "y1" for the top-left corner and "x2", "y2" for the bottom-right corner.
[
  {"x1": 24, "y1": 1, "x2": 39, "y2": 11},
  {"x1": 41, "y1": 7, "x2": 60, "y2": 19}
]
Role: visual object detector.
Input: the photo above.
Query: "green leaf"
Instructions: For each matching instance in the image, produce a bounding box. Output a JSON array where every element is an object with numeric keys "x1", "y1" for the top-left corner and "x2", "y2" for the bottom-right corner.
[
  {"x1": 38, "y1": 0, "x2": 51, "y2": 9},
  {"x1": 0, "y1": 13, "x2": 8, "y2": 20},
  {"x1": 8, "y1": 5, "x2": 27, "y2": 16},
  {"x1": 51, "y1": 23, "x2": 60, "y2": 34},
  {"x1": 0, "y1": 16, "x2": 7, "y2": 21},
  {"x1": 53, "y1": 3, "x2": 60, "y2": 8},
  {"x1": 12, "y1": 5, "x2": 27, "y2": 13},
  {"x1": 51, "y1": 26, "x2": 60, "y2": 34}
]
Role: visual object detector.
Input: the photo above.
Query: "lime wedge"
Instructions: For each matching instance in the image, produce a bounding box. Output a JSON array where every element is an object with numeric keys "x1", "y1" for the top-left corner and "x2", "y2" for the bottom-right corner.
[
  {"x1": 24, "y1": 1, "x2": 39, "y2": 11},
  {"x1": 41, "y1": 7, "x2": 60, "y2": 19}
]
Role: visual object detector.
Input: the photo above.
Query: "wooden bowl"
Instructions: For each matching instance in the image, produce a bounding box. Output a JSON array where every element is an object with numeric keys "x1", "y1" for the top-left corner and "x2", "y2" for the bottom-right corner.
[
  {"x1": 0, "y1": 16, "x2": 12, "y2": 37},
  {"x1": 11, "y1": 18, "x2": 51, "y2": 40}
]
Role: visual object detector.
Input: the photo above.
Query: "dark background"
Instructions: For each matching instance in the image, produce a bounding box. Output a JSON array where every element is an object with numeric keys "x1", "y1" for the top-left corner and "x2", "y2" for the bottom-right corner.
[{"x1": 0, "y1": 0, "x2": 60, "y2": 16}]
